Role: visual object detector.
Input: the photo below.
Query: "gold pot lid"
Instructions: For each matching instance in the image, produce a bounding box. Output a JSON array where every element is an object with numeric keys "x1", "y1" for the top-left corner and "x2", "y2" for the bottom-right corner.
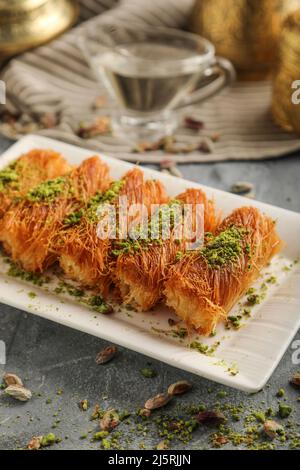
[{"x1": 0, "y1": 0, "x2": 78, "y2": 58}]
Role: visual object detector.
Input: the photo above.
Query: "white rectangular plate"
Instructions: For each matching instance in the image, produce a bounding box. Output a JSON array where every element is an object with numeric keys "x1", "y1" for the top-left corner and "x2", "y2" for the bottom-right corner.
[{"x1": 0, "y1": 135, "x2": 299, "y2": 393}]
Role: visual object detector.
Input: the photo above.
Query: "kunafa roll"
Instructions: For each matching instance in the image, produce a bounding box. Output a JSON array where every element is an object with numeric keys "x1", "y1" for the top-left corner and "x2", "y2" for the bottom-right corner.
[
  {"x1": 0, "y1": 156, "x2": 111, "y2": 272},
  {"x1": 57, "y1": 168, "x2": 168, "y2": 296},
  {"x1": 164, "y1": 206, "x2": 283, "y2": 336},
  {"x1": 0, "y1": 149, "x2": 71, "y2": 219},
  {"x1": 114, "y1": 188, "x2": 220, "y2": 311}
]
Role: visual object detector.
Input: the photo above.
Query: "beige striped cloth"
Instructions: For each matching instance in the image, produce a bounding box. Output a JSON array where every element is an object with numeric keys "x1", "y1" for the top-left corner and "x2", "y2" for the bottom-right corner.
[{"x1": 1, "y1": 0, "x2": 300, "y2": 163}]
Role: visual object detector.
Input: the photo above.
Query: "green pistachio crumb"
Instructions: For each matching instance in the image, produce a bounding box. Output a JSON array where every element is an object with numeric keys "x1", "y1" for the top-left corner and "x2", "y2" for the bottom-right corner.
[
  {"x1": 102, "y1": 438, "x2": 111, "y2": 450},
  {"x1": 120, "y1": 410, "x2": 131, "y2": 421},
  {"x1": 175, "y1": 251, "x2": 184, "y2": 262},
  {"x1": 40, "y1": 433, "x2": 59, "y2": 448},
  {"x1": 190, "y1": 340, "x2": 220, "y2": 356},
  {"x1": 27, "y1": 176, "x2": 66, "y2": 202},
  {"x1": 140, "y1": 368, "x2": 157, "y2": 378},
  {"x1": 88, "y1": 295, "x2": 112, "y2": 314},
  {"x1": 217, "y1": 391, "x2": 228, "y2": 399},
  {"x1": 93, "y1": 431, "x2": 109, "y2": 441},
  {"x1": 253, "y1": 411, "x2": 266, "y2": 423},
  {"x1": 0, "y1": 163, "x2": 18, "y2": 192},
  {"x1": 201, "y1": 226, "x2": 248, "y2": 268},
  {"x1": 190, "y1": 341, "x2": 209, "y2": 354},
  {"x1": 246, "y1": 287, "x2": 256, "y2": 295},
  {"x1": 278, "y1": 403, "x2": 292, "y2": 419},
  {"x1": 79, "y1": 399, "x2": 88, "y2": 411},
  {"x1": 113, "y1": 200, "x2": 182, "y2": 255},
  {"x1": 227, "y1": 315, "x2": 242, "y2": 329},
  {"x1": 227, "y1": 363, "x2": 239, "y2": 376},
  {"x1": 243, "y1": 307, "x2": 251, "y2": 316},
  {"x1": 63, "y1": 209, "x2": 84, "y2": 226},
  {"x1": 171, "y1": 327, "x2": 188, "y2": 339},
  {"x1": 86, "y1": 180, "x2": 125, "y2": 222},
  {"x1": 266, "y1": 275, "x2": 277, "y2": 284},
  {"x1": 27, "y1": 291, "x2": 36, "y2": 299},
  {"x1": 247, "y1": 294, "x2": 261, "y2": 305}
]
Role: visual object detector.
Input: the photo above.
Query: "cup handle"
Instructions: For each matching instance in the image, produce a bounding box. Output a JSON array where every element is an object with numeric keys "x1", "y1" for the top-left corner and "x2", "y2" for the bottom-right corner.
[{"x1": 176, "y1": 57, "x2": 236, "y2": 109}]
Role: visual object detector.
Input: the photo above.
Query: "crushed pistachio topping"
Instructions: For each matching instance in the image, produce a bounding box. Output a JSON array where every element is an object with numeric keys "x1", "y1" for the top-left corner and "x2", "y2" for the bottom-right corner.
[
  {"x1": 54, "y1": 281, "x2": 84, "y2": 298},
  {"x1": 227, "y1": 363, "x2": 239, "y2": 376},
  {"x1": 246, "y1": 287, "x2": 256, "y2": 295},
  {"x1": 0, "y1": 163, "x2": 18, "y2": 192},
  {"x1": 247, "y1": 294, "x2": 261, "y2": 305},
  {"x1": 226, "y1": 315, "x2": 242, "y2": 330},
  {"x1": 200, "y1": 226, "x2": 249, "y2": 268},
  {"x1": 7, "y1": 262, "x2": 48, "y2": 286},
  {"x1": 267, "y1": 275, "x2": 277, "y2": 284},
  {"x1": 175, "y1": 251, "x2": 184, "y2": 262},
  {"x1": 88, "y1": 295, "x2": 112, "y2": 314},
  {"x1": 63, "y1": 209, "x2": 84, "y2": 226},
  {"x1": 27, "y1": 176, "x2": 66, "y2": 202},
  {"x1": 190, "y1": 340, "x2": 220, "y2": 356},
  {"x1": 171, "y1": 327, "x2": 188, "y2": 339},
  {"x1": 86, "y1": 180, "x2": 125, "y2": 222},
  {"x1": 112, "y1": 199, "x2": 182, "y2": 256}
]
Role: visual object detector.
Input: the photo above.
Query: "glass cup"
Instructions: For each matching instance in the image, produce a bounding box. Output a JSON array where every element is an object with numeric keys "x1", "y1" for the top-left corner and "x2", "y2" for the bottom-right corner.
[{"x1": 79, "y1": 23, "x2": 235, "y2": 142}]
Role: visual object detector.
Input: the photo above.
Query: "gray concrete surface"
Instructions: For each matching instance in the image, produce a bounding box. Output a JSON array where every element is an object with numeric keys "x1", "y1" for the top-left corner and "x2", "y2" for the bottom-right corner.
[{"x1": 0, "y1": 135, "x2": 299, "y2": 450}]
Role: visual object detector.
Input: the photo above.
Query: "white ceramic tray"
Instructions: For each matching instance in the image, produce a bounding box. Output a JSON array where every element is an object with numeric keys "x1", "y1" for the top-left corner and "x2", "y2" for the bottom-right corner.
[{"x1": 0, "y1": 135, "x2": 299, "y2": 392}]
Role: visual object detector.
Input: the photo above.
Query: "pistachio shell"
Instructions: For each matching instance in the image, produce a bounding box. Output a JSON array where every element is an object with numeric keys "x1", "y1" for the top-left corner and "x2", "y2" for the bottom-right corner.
[
  {"x1": 167, "y1": 380, "x2": 192, "y2": 396},
  {"x1": 3, "y1": 373, "x2": 23, "y2": 387},
  {"x1": 5, "y1": 385, "x2": 32, "y2": 402},
  {"x1": 79, "y1": 399, "x2": 88, "y2": 411},
  {"x1": 263, "y1": 420, "x2": 284, "y2": 439},
  {"x1": 156, "y1": 440, "x2": 169, "y2": 450},
  {"x1": 290, "y1": 372, "x2": 300, "y2": 387},
  {"x1": 91, "y1": 404, "x2": 102, "y2": 420},
  {"x1": 230, "y1": 181, "x2": 254, "y2": 195},
  {"x1": 144, "y1": 393, "x2": 172, "y2": 411},
  {"x1": 197, "y1": 410, "x2": 226, "y2": 425},
  {"x1": 139, "y1": 408, "x2": 151, "y2": 418},
  {"x1": 27, "y1": 436, "x2": 43, "y2": 450},
  {"x1": 95, "y1": 345, "x2": 118, "y2": 365},
  {"x1": 100, "y1": 409, "x2": 120, "y2": 431}
]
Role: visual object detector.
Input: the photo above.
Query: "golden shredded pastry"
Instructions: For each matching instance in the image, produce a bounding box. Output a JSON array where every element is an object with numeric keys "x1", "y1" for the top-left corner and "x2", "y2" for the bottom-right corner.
[
  {"x1": 0, "y1": 148, "x2": 284, "y2": 338},
  {"x1": 0, "y1": 156, "x2": 111, "y2": 272},
  {"x1": 164, "y1": 206, "x2": 282, "y2": 336},
  {"x1": 0, "y1": 149, "x2": 71, "y2": 219},
  {"x1": 114, "y1": 188, "x2": 221, "y2": 311},
  {"x1": 57, "y1": 168, "x2": 168, "y2": 296}
]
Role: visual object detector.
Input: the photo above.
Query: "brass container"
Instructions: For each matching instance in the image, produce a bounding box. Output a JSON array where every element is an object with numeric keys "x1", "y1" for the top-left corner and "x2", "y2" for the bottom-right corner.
[
  {"x1": 0, "y1": 0, "x2": 78, "y2": 60},
  {"x1": 272, "y1": 10, "x2": 300, "y2": 133},
  {"x1": 190, "y1": 0, "x2": 300, "y2": 80}
]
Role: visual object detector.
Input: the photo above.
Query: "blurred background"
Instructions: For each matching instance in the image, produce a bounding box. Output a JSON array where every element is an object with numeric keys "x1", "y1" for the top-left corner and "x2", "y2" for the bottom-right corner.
[{"x1": 0, "y1": 0, "x2": 299, "y2": 159}]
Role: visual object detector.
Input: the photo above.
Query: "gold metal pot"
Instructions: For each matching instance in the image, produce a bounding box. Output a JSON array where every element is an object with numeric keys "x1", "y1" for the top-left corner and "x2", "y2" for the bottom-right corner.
[
  {"x1": 189, "y1": 0, "x2": 300, "y2": 80},
  {"x1": 272, "y1": 10, "x2": 300, "y2": 133},
  {"x1": 0, "y1": 0, "x2": 78, "y2": 60}
]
